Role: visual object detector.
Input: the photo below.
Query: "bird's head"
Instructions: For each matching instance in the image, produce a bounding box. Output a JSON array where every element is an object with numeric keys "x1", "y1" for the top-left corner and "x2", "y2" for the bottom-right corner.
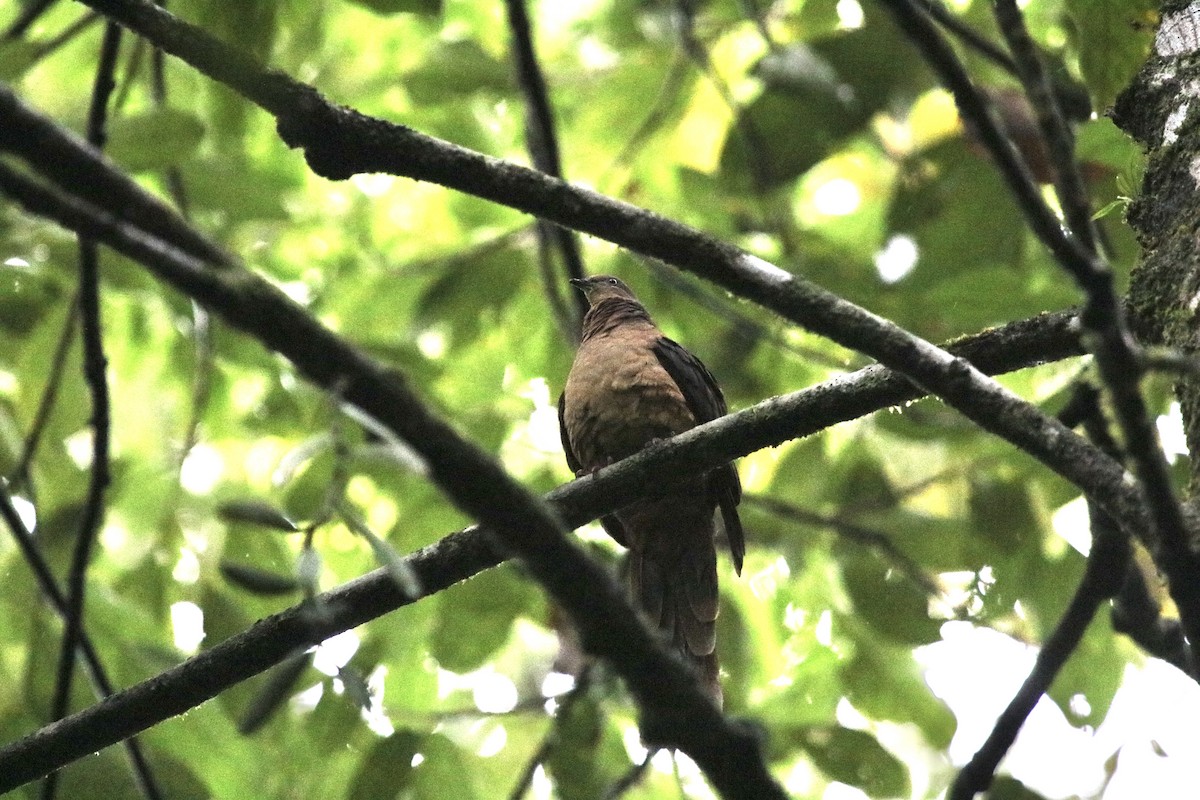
[{"x1": 569, "y1": 275, "x2": 638, "y2": 307}]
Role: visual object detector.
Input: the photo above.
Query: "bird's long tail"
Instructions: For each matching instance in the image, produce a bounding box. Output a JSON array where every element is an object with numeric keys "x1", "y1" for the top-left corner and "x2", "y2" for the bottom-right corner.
[{"x1": 629, "y1": 538, "x2": 722, "y2": 706}]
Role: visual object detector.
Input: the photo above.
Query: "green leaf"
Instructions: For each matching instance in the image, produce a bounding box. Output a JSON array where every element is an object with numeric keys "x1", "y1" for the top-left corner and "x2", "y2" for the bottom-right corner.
[
  {"x1": 0, "y1": 40, "x2": 39, "y2": 82},
  {"x1": 840, "y1": 636, "x2": 956, "y2": 748},
  {"x1": 281, "y1": 446, "x2": 340, "y2": 522},
  {"x1": 969, "y1": 475, "x2": 1044, "y2": 557},
  {"x1": 794, "y1": 725, "x2": 910, "y2": 797},
  {"x1": 405, "y1": 39, "x2": 513, "y2": 105},
  {"x1": 414, "y1": 244, "x2": 527, "y2": 348},
  {"x1": 347, "y1": 0, "x2": 441, "y2": 15},
  {"x1": 1064, "y1": 0, "x2": 1156, "y2": 110},
  {"x1": 347, "y1": 730, "x2": 422, "y2": 800},
  {"x1": 339, "y1": 500, "x2": 421, "y2": 598},
  {"x1": 1076, "y1": 117, "x2": 1145, "y2": 173},
  {"x1": 0, "y1": 260, "x2": 61, "y2": 335},
  {"x1": 545, "y1": 694, "x2": 613, "y2": 800},
  {"x1": 719, "y1": 78, "x2": 867, "y2": 191},
  {"x1": 220, "y1": 559, "x2": 301, "y2": 595},
  {"x1": 180, "y1": 157, "x2": 295, "y2": 221},
  {"x1": 430, "y1": 565, "x2": 534, "y2": 672},
  {"x1": 811, "y1": 6, "x2": 932, "y2": 111},
  {"x1": 841, "y1": 550, "x2": 942, "y2": 645},
  {"x1": 238, "y1": 650, "x2": 313, "y2": 734},
  {"x1": 217, "y1": 498, "x2": 299, "y2": 531},
  {"x1": 106, "y1": 108, "x2": 205, "y2": 172},
  {"x1": 888, "y1": 139, "x2": 1025, "y2": 288},
  {"x1": 411, "y1": 734, "x2": 478, "y2": 800},
  {"x1": 1048, "y1": 615, "x2": 1125, "y2": 727},
  {"x1": 988, "y1": 775, "x2": 1052, "y2": 800}
]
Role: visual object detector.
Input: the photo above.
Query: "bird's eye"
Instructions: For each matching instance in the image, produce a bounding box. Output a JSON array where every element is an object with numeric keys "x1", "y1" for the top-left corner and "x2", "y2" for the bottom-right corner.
[{"x1": 607, "y1": 278, "x2": 617, "y2": 285}]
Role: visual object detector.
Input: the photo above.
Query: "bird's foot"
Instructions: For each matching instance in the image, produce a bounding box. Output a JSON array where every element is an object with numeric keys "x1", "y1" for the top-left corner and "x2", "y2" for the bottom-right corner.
[{"x1": 575, "y1": 456, "x2": 614, "y2": 479}]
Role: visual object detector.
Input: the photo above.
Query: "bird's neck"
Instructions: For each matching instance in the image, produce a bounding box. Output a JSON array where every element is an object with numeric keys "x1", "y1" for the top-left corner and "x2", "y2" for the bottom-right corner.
[{"x1": 581, "y1": 298, "x2": 653, "y2": 341}]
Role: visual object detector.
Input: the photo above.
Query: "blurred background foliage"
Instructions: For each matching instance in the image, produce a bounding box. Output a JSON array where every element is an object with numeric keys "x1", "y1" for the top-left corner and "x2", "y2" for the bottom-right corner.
[{"x1": 0, "y1": 0, "x2": 1165, "y2": 798}]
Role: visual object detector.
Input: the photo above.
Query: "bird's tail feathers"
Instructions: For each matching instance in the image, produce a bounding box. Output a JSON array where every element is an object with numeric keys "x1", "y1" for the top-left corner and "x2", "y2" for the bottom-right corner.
[{"x1": 628, "y1": 540, "x2": 722, "y2": 706}]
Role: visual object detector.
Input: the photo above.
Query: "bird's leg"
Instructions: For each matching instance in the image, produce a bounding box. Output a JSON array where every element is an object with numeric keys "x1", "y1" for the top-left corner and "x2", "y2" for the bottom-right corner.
[{"x1": 575, "y1": 455, "x2": 614, "y2": 479}]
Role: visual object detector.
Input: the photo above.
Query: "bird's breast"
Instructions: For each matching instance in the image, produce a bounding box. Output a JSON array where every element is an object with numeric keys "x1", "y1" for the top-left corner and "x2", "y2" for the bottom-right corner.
[{"x1": 563, "y1": 330, "x2": 695, "y2": 467}]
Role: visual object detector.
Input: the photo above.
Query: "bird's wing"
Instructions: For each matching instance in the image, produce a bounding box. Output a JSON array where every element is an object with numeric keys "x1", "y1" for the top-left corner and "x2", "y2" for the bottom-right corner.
[
  {"x1": 557, "y1": 392, "x2": 582, "y2": 474},
  {"x1": 652, "y1": 337, "x2": 745, "y2": 574},
  {"x1": 558, "y1": 390, "x2": 631, "y2": 548},
  {"x1": 651, "y1": 337, "x2": 727, "y2": 422}
]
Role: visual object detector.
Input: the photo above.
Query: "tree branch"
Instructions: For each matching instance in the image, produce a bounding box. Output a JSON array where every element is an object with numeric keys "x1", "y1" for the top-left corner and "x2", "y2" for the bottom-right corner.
[
  {"x1": 45, "y1": 22, "x2": 132, "y2": 800},
  {"x1": 503, "y1": 0, "x2": 588, "y2": 331},
  {"x1": 0, "y1": 483, "x2": 163, "y2": 800},
  {"x1": 992, "y1": 0, "x2": 1098, "y2": 254},
  {"x1": 951, "y1": 383, "x2": 1132, "y2": 797},
  {"x1": 0, "y1": 161, "x2": 786, "y2": 800},
  {"x1": 880, "y1": 0, "x2": 1200, "y2": 677},
  {"x1": 950, "y1": 502, "x2": 1128, "y2": 799},
  {"x1": 0, "y1": 84, "x2": 232, "y2": 267},
  {"x1": 0, "y1": 153, "x2": 1126, "y2": 785},
  {"x1": 61, "y1": 0, "x2": 1161, "y2": 564}
]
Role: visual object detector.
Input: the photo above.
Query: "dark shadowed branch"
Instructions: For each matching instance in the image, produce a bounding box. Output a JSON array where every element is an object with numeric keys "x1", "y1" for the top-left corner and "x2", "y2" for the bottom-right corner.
[
  {"x1": 879, "y1": 0, "x2": 1200, "y2": 677},
  {"x1": 44, "y1": 22, "x2": 134, "y2": 800},
  {"x1": 951, "y1": 384, "x2": 1133, "y2": 798},
  {"x1": 503, "y1": 0, "x2": 588, "y2": 335},
  {"x1": 919, "y1": 0, "x2": 1016, "y2": 73},
  {"x1": 0, "y1": 151, "x2": 1129, "y2": 786},
  {"x1": 950, "y1": 502, "x2": 1128, "y2": 800},
  {"x1": 0, "y1": 161, "x2": 787, "y2": 800},
  {"x1": 2, "y1": 0, "x2": 57, "y2": 39},
  {"x1": 992, "y1": 0, "x2": 1098, "y2": 254},
  {"x1": 0, "y1": 484, "x2": 163, "y2": 800},
  {"x1": 507, "y1": 668, "x2": 594, "y2": 800}
]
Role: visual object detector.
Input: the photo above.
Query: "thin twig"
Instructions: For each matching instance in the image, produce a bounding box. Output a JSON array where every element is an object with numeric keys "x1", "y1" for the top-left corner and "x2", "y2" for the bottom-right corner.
[
  {"x1": 503, "y1": 0, "x2": 587, "y2": 334},
  {"x1": 603, "y1": 748, "x2": 660, "y2": 800},
  {"x1": 2, "y1": 0, "x2": 57, "y2": 40},
  {"x1": 601, "y1": 49, "x2": 690, "y2": 193},
  {"x1": 17, "y1": 11, "x2": 103, "y2": 69},
  {"x1": 992, "y1": 0, "x2": 1098, "y2": 254},
  {"x1": 736, "y1": 0, "x2": 777, "y2": 51},
  {"x1": 919, "y1": 0, "x2": 1017, "y2": 74},
  {"x1": 9, "y1": 292, "x2": 79, "y2": 491},
  {"x1": 0, "y1": 484, "x2": 163, "y2": 800},
  {"x1": 643, "y1": 259, "x2": 851, "y2": 369},
  {"x1": 43, "y1": 21, "x2": 123, "y2": 800},
  {"x1": 879, "y1": 0, "x2": 1200, "y2": 678},
  {"x1": 507, "y1": 669, "x2": 593, "y2": 800},
  {"x1": 745, "y1": 494, "x2": 940, "y2": 596}
]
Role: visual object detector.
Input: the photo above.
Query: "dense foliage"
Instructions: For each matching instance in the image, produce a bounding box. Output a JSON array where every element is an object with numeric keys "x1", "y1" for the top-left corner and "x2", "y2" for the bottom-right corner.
[{"x1": 0, "y1": 0, "x2": 1174, "y2": 798}]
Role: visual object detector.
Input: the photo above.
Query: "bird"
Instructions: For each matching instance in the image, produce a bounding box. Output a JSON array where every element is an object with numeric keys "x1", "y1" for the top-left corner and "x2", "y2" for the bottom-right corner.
[{"x1": 558, "y1": 274, "x2": 744, "y2": 706}]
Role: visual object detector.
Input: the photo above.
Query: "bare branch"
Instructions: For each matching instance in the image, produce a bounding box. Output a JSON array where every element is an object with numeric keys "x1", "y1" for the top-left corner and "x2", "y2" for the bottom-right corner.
[
  {"x1": 60, "y1": 0, "x2": 1158, "y2": 565},
  {"x1": 45, "y1": 23, "x2": 133, "y2": 800},
  {"x1": 0, "y1": 162, "x2": 786, "y2": 800},
  {"x1": 503, "y1": 0, "x2": 587, "y2": 333},
  {"x1": 880, "y1": 0, "x2": 1200, "y2": 677}
]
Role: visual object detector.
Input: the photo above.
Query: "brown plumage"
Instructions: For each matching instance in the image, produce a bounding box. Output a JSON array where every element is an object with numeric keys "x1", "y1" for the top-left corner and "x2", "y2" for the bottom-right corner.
[{"x1": 558, "y1": 275, "x2": 744, "y2": 706}]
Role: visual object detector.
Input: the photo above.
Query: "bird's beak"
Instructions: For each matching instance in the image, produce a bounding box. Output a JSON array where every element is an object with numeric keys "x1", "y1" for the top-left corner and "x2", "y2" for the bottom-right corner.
[{"x1": 568, "y1": 277, "x2": 589, "y2": 290}]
